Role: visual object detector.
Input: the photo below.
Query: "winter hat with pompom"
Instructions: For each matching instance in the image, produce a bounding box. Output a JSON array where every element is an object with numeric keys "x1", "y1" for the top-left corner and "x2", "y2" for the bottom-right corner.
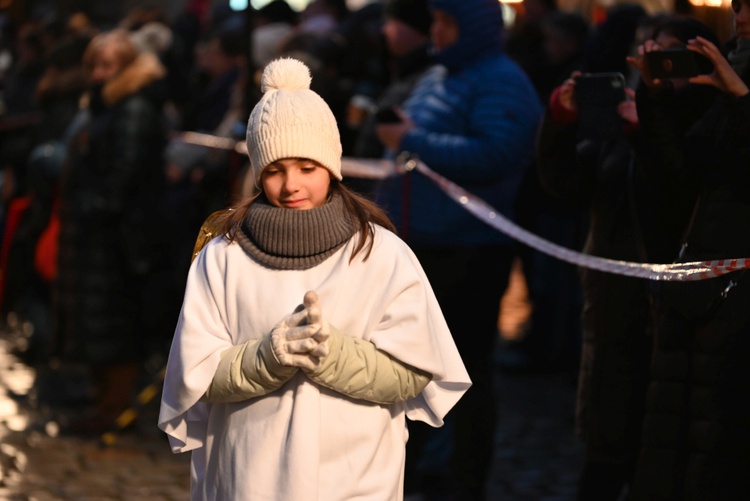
[{"x1": 246, "y1": 57, "x2": 342, "y2": 182}]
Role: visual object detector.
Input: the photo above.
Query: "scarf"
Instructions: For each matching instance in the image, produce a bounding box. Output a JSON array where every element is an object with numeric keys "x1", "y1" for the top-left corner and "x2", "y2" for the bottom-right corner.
[
  {"x1": 727, "y1": 38, "x2": 750, "y2": 82},
  {"x1": 236, "y1": 193, "x2": 356, "y2": 270}
]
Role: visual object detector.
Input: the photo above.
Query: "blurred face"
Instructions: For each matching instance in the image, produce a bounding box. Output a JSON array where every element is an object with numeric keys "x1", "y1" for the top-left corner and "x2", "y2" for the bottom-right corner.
[
  {"x1": 733, "y1": 0, "x2": 750, "y2": 40},
  {"x1": 261, "y1": 158, "x2": 331, "y2": 210},
  {"x1": 543, "y1": 28, "x2": 578, "y2": 67},
  {"x1": 90, "y1": 45, "x2": 124, "y2": 84},
  {"x1": 431, "y1": 9, "x2": 459, "y2": 51},
  {"x1": 196, "y1": 38, "x2": 236, "y2": 77},
  {"x1": 654, "y1": 32, "x2": 683, "y2": 49},
  {"x1": 382, "y1": 17, "x2": 428, "y2": 56}
]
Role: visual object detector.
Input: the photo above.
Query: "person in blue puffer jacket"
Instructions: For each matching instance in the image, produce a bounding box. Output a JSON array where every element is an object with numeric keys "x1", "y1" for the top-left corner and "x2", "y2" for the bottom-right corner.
[{"x1": 375, "y1": 0, "x2": 542, "y2": 498}]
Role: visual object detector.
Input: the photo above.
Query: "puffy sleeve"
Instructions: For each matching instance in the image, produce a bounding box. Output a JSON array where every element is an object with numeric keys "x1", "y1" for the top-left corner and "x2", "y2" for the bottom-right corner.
[
  {"x1": 158, "y1": 237, "x2": 233, "y2": 453},
  {"x1": 362, "y1": 230, "x2": 472, "y2": 427}
]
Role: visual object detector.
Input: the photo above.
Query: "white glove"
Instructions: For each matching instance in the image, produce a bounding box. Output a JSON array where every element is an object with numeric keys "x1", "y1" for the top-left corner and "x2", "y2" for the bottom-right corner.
[
  {"x1": 270, "y1": 304, "x2": 323, "y2": 371},
  {"x1": 299, "y1": 291, "x2": 432, "y2": 403},
  {"x1": 303, "y1": 290, "x2": 331, "y2": 360}
]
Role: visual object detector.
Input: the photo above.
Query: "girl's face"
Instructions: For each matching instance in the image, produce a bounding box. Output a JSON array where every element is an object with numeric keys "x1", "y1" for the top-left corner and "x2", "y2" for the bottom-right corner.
[
  {"x1": 733, "y1": 0, "x2": 750, "y2": 40},
  {"x1": 261, "y1": 158, "x2": 331, "y2": 210}
]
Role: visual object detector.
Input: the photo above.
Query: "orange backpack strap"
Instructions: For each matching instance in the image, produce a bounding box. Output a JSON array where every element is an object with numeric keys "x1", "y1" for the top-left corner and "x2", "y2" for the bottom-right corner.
[{"x1": 192, "y1": 209, "x2": 231, "y2": 262}]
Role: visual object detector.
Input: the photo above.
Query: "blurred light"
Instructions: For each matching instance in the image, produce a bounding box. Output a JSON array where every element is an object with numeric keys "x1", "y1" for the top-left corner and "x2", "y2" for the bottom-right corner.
[
  {"x1": 689, "y1": 0, "x2": 729, "y2": 6},
  {"x1": 230, "y1": 0, "x2": 248, "y2": 11},
  {"x1": 251, "y1": 0, "x2": 311, "y2": 11},
  {"x1": 0, "y1": 398, "x2": 18, "y2": 418},
  {"x1": 4, "y1": 415, "x2": 30, "y2": 432},
  {"x1": 501, "y1": 3, "x2": 517, "y2": 28}
]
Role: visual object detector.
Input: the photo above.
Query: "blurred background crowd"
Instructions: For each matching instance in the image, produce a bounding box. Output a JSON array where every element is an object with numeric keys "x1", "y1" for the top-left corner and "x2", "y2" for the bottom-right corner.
[{"x1": 0, "y1": 0, "x2": 748, "y2": 499}]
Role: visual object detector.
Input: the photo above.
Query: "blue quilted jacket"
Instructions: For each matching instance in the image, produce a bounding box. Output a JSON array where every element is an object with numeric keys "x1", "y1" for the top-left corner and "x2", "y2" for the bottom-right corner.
[{"x1": 375, "y1": 0, "x2": 542, "y2": 247}]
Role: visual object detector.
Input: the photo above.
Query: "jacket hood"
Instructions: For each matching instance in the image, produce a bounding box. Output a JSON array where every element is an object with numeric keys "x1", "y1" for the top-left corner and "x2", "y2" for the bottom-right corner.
[{"x1": 430, "y1": 0, "x2": 504, "y2": 72}]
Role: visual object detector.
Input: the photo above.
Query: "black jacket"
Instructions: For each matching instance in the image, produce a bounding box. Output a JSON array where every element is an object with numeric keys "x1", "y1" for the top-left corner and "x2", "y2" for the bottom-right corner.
[
  {"x1": 56, "y1": 52, "x2": 168, "y2": 364},
  {"x1": 630, "y1": 48, "x2": 750, "y2": 499}
]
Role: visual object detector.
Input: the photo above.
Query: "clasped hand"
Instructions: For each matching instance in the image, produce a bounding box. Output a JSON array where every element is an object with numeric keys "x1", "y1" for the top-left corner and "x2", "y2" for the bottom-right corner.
[
  {"x1": 627, "y1": 37, "x2": 749, "y2": 97},
  {"x1": 270, "y1": 291, "x2": 331, "y2": 371}
]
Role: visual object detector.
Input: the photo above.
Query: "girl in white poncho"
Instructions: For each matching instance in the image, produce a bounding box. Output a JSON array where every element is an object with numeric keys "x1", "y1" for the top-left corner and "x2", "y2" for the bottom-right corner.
[{"x1": 158, "y1": 57, "x2": 471, "y2": 501}]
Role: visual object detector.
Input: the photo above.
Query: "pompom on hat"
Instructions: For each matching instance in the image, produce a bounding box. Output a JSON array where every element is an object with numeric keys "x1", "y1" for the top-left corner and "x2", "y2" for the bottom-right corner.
[{"x1": 246, "y1": 57, "x2": 343, "y2": 182}]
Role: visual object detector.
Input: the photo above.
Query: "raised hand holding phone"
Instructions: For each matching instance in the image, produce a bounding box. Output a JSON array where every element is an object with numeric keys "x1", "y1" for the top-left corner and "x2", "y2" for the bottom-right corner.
[
  {"x1": 573, "y1": 72, "x2": 627, "y2": 140},
  {"x1": 645, "y1": 48, "x2": 713, "y2": 79},
  {"x1": 627, "y1": 39, "x2": 666, "y2": 90},
  {"x1": 687, "y1": 36, "x2": 750, "y2": 96}
]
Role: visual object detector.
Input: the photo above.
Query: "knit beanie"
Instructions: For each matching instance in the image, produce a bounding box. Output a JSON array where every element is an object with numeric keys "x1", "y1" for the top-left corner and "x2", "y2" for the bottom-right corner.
[
  {"x1": 246, "y1": 57, "x2": 343, "y2": 182},
  {"x1": 385, "y1": 0, "x2": 432, "y2": 36}
]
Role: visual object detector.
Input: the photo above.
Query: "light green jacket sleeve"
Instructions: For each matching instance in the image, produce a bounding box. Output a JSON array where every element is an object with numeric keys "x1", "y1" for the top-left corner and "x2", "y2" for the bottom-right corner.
[
  {"x1": 304, "y1": 325, "x2": 432, "y2": 404},
  {"x1": 202, "y1": 337, "x2": 298, "y2": 403}
]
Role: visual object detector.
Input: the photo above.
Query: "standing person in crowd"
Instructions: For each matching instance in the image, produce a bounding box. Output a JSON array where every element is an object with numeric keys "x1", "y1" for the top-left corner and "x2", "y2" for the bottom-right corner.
[
  {"x1": 0, "y1": 33, "x2": 91, "y2": 366},
  {"x1": 375, "y1": 0, "x2": 542, "y2": 497},
  {"x1": 55, "y1": 29, "x2": 169, "y2": 434},
  {"x1": 162, "y1": 27, "x2": 247, "y2": 325},
  {"x1": 0, "y1": 20, "x2": 47, "y2": 207},
  {"x1": 350, "y1": 0, "x2": 433, "y2": 197},
  {"x1": 158, "y1": 57, "x2": 470, "y2": 500},
  {"x1": 584, "y1": 3, "x2": 647, "y2": 87},
  {"x1": 538, "y1": 17, "x2": 720, "y2": 500},
  {"x1": 627, "y1": 1, "x2": 750, "y2": 498},
  {"x1": 504, "y1": 0, "x2": 559, "y2": 101},
  {"x1": 501, "y1": 9, "x2": 591, "y2": 374}
]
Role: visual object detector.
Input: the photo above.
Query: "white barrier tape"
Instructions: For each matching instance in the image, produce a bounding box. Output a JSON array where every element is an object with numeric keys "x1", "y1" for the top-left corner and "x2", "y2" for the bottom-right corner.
[
  {"x1": 172, "y1": 131, "x2": 246, "y2": 153},
  {"x1": 170, "y1": 133, "x2": 397, "y2": 180},
  {"x1": 406, "y1": 157, "x2": 748, "y2": 282},
  {"x1": 170, "y1": 132, "x2": 747, "y2": 281}
]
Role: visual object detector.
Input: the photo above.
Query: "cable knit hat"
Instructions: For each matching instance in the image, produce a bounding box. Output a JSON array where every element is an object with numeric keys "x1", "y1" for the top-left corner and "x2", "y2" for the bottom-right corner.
[{"x1": 246, "y1": 57, "x2": 342, "y2": 182}]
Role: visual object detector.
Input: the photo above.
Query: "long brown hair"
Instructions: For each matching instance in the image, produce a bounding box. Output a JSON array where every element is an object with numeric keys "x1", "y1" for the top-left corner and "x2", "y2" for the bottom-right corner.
[{"x1": 219, "y1": 180, "x2": 397, "y2": 262}]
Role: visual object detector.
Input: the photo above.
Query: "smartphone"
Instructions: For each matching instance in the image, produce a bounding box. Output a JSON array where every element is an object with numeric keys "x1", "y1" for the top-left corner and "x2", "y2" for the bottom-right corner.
[
  {"x1": 374, "y1": 106, "x2": 402, "y2": 124},
  {"x1": 574, "y1": 72, "x2": 626, "y2": 140},
  {"x1": 645, "y1": 48, "x2": 714, "y2": 79}
]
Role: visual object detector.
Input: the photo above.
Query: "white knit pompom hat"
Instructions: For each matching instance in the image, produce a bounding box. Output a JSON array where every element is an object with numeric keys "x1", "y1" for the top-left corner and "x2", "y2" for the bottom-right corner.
[{"x1": 246, "y1": 57, "x2": 343, "y2": 182}]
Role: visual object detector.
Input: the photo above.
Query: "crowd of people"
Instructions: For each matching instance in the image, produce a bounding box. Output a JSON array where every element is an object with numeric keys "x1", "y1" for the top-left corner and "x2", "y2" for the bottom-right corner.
[{"x1": 1, "y1": 0, "x2": 749, "y2": 499}]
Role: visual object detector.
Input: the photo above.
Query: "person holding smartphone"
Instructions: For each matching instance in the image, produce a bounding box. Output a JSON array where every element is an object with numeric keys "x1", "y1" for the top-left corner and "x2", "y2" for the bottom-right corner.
[
  {"x1": 374, "y1": 0, "x2": 542, "y2": 498},
  {"x1": 627, "y1": 2, "x2": 750, "y2": 499},
  {"x1": 538, "y1": 17, "x2": 721, "y2": 501}
]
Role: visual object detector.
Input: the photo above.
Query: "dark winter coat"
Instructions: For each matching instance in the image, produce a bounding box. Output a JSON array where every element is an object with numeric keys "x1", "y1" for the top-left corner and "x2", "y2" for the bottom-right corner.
[
  {"x1": 630, "y1": 53, "x2": 750, "y2": 500},
  {"x1": 56, "y1": 52, "x2": 168, "y2": 365},
  {"x1": 536, "y1": 107, "x2": 688, "y2": 472}
]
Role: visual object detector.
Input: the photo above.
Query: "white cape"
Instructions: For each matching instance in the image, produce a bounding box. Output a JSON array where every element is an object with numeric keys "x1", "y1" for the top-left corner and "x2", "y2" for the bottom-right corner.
[{"x1": 158, "y1": 227, "x2": 471, "y2": 500}]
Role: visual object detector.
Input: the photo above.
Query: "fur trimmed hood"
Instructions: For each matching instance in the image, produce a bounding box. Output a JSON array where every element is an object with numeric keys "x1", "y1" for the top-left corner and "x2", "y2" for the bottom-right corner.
[
  {"x1": 131, "y1": 22, "x2": 173, "y2": 55},
  {"x1": 99, "y1": 51, "x2": 166, "y2": 107}
]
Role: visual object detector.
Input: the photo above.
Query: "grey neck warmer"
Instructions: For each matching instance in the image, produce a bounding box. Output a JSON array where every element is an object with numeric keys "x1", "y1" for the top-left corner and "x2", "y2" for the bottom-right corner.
[{"x1": 236, "y1": 193, "x2": 356, "y2": 270}]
